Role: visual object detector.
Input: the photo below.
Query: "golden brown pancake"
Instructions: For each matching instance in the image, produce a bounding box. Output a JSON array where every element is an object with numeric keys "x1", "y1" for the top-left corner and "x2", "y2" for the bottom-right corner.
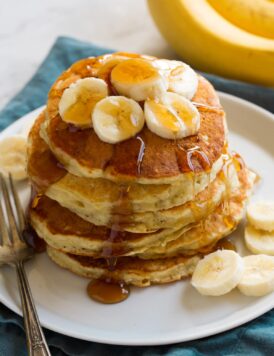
[
  {"x1": 45, "y1": 167, "x2": 255, "y2": 287},
  {"x1": 28, "y1": 112, "x2": 227, "y2": 231},
  {"x1": 42, "y1": 54, "x2": 226, "y2": 183},
  {"x1": 30, "y1": 165, "x2": 255, "y2": 259},
  {"x1": 47, "y1": 245, "x2": 201, "y2": 287}
]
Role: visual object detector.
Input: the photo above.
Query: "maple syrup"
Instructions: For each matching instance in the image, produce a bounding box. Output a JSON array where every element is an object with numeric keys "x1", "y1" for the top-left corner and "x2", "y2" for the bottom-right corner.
[
  {"x1": 186, "y1": 146, "x2": 211, "y2": 172},
  {"x1": 111, "y1": 58, "x2": 159, "y2": 85},
  {"x1": 192, "y1": 101, "x2": 224, "y2": 113},
  {"x1": 146, "y1": 98, "x2": 180, "y2": 134},
  {"x1": 87, "y1": 279, "x2": 130, "y2": 304},
  {"x1": 136, "y1": 135, "x2": 146, "y2": 175},
  {"x1": 27, "y1": 143, "x2": 66, "y2": 192},
  {"x1": 22, "y1": 224, "x2": 46, "y2": 253},
  {"x1": 215, "y1": 238, "x2": 237, "y2": 252},
  {"x1": 23, "y1": 187, "x2": 46, "y2": 252}
]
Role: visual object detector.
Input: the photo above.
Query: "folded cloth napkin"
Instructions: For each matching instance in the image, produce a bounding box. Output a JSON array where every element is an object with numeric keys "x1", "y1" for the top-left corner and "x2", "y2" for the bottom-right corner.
[{"x1": 0, "y1": 36, "x2": 273, "y2": 356}]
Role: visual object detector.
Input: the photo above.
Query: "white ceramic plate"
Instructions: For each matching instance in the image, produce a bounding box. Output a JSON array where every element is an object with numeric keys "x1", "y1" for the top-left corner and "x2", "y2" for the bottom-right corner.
[{"x1": 0, "y1": 92, "x2": 273, "y2": 346}]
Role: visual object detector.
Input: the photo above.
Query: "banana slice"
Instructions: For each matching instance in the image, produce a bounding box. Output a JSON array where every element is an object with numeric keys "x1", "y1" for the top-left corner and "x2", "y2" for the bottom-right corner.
[
  {"x1": 58, "y1": 77, "x2": 108, "y2": 128},
  {"x1": 92, "y1": 96, "x2": 144, "y2": 144},
  {"x1": 238, "y1": 255, "x2": 274, "y2": 297},
  {"x1": 110, "y1": 58, "x2": 167, "y2": 101},
  {"x1": 247, "y1": 201, "x2": 274, "y2": 232},
  {"x1": 0, "y1": 135, "x2": 27, "y2": 180},
  {"x1": 245, "y1": 224, "x2": 274, "y2": 255},
  {"x1": 154, "y1": 59, "x2": 198, "y2": 99},
  {"x1": 144, "y1": 92, "x2": 200, "y2": 139},
  {"x1": 191, "y1": 250, "x2": 243, "y2": 296},
  {"x1": 96, "y1": 54, "x2": 132, "y2": 81}
]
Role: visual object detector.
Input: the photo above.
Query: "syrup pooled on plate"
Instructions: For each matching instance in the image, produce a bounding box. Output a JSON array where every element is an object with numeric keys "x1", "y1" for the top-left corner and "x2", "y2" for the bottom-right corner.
[{"x1": 87, "y1": 279, "x2": 130, "y2": 304}]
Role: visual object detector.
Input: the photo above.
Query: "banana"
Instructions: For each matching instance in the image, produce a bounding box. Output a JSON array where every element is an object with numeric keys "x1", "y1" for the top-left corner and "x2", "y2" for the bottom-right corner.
[
  {"x1": 207, "y1": 0, "x2": 274, "y2": 40},
  {"x1": 238, "y1": 255, "x2": 274, "y2": 297},
  {"x1": 144, "y1": 92, "x2": 200, "y2": 139},
  {"x1": 110, "y1": 58, "x2": 167, "y2": 101},
  {"x1": 154, "y1": 59, "x2": 198, "y2": 99},
  {"x1": 58, "y1": 77, "x2": 108, "y2": 128},
  {"x1": 92, "y1": 96, "x2": 144, "y2": 144},
  {"x1": 191, "y1": 250, "x2": 244, "y2": 296},
  {"x1": 245, "y1": 225, "x2": 274, "y2": 255},
  {"x1": 95, "y1": 53, "x2": 133, "y2": 81},
  {"x1": 247, "y1": 201, "x2": 274, "y2": 232},
  {"x1": 0, "y1": 135, "x2": 27, "y2": 180},
  {"x1": 148, "y1": 0, "x2": 274, "y2": 86}
]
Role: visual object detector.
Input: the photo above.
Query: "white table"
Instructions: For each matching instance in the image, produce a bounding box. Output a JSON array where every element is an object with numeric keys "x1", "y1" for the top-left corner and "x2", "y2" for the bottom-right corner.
[{"x1": 0, "y1": 0, "x2": 176, "y2": 109}]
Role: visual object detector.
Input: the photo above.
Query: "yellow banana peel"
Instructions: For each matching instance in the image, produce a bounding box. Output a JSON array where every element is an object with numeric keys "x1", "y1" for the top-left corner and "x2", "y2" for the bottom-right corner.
[{"x1": 147, "y1": 0, "x2": 274, "y2": 86}]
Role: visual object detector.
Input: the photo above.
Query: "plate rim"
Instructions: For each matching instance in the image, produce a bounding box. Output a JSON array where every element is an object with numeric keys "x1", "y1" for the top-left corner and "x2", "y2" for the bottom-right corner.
[{"x1": 0, "y1": 92, "x2": 273, "y2": 346}]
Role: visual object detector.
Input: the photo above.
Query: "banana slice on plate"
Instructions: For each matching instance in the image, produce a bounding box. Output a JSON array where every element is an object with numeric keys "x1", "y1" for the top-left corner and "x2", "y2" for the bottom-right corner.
[
  {"x1": 245, "y1": 225, "x2": 274, "y2": 255},
  {"x1": 92, "y1": 96, "x2": 144, "y2": 144},
  {"x1": 247, "y1": 201, "x2": 274, "y2": 232},
  {"x1": 238, "y1": 255, "x2": 274, "y2": 297},
  {"x1": 191, "y1": 250, "x2": 244, "y2": 296},
  {"x1": 111, "y1": 58, "x2": 167, "y2": 101},
  {"x1": 144, "y1": 92, "x2": 200, "y2": 139},
  {"x1": 0, "y1": 135, "x2": 27, "y2": 180},
  {"x1": 154, "y1": 59, "x2": 198, "y2": 99},
  {"x1": 59, "y1": 77, "x2": 108, "y2": 128}
]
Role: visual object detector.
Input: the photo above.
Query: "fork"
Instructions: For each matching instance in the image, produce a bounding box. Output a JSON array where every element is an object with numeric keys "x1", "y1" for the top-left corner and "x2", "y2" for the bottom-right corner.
[{"x1": 0, "y1": 173, "x2": 51, "y2": 356}]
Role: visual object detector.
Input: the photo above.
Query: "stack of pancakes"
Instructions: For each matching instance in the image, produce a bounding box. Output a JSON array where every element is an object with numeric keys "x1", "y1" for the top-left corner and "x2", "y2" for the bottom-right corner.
[{"x1": 27, "y1": 54, "x2": 255, "y2": 287}]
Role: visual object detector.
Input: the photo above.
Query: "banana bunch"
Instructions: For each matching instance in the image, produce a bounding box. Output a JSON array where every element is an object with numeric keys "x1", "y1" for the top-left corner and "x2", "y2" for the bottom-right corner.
[{"x1": 148, "y1": 0, "x2": 274, "y2": 86}]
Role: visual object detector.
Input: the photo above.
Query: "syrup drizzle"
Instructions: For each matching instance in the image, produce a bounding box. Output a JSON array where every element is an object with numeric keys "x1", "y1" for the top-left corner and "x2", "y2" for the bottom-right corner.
[
  {"x1": 88, "y1": 184, "x2": 133, "y2": 303},
  {"x1": 23, "y1": 187, "x2": 46, "y2": 252},
  {"x1": 186, "y1": 146, "x2": 211, "y2": 172},
  {"x1": 215, "y1": 238, "x2": 237, "y2": 252},
  {"x1": 136, "y1": 135, "x2": 146, "y2": 175},
  {"x1": 192, "y1": 102, "x2": 224, "y2": 112}
]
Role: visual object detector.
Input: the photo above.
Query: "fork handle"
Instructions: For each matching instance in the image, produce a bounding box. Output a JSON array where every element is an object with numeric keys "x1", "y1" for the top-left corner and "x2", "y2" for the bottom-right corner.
[{"x1": 15, "y1": 261, "x2": 51, "y2": 356}]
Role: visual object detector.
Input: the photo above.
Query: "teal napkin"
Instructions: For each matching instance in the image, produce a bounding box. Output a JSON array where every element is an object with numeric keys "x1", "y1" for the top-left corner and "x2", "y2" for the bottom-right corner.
[{"x1": 0, "y1": 36, "x2": 273, "y2": 356}]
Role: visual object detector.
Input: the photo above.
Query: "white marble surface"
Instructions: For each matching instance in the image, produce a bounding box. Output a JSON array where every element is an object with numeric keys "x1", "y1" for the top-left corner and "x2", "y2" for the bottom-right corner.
[{"x1": 0, "y1": 0, "x2": 176, "y2": 110}]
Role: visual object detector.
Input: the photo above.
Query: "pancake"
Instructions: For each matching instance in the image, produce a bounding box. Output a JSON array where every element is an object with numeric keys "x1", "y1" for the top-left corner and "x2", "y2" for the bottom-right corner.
[
  {"x1": 45, "y1": 156, "x2": 231, "y2": 232},
  {"x1": 30, "y1": 165, "x2": 253, "y2": 258},
  {"x1": 138, "y1": 168, "x2": 256, "y2": 259},
  {"x1": 47, "y1": 246, "x2": 201, "y2": 287},
  {"x1": 45, "y1": 168, "x2": 254, "y2": 287},
  {"x1": 28, "y1": 112, "x2": 227, "y2": 230},
  {"x1": 30, "y1": 198, "x2": 192, "y2": 258},
  {"x1": 26, "y1": 52, "x2": 256, "y2": 292},
  {"x1": 42, "y1": 54, "x2": 227, "y2": 184}
]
